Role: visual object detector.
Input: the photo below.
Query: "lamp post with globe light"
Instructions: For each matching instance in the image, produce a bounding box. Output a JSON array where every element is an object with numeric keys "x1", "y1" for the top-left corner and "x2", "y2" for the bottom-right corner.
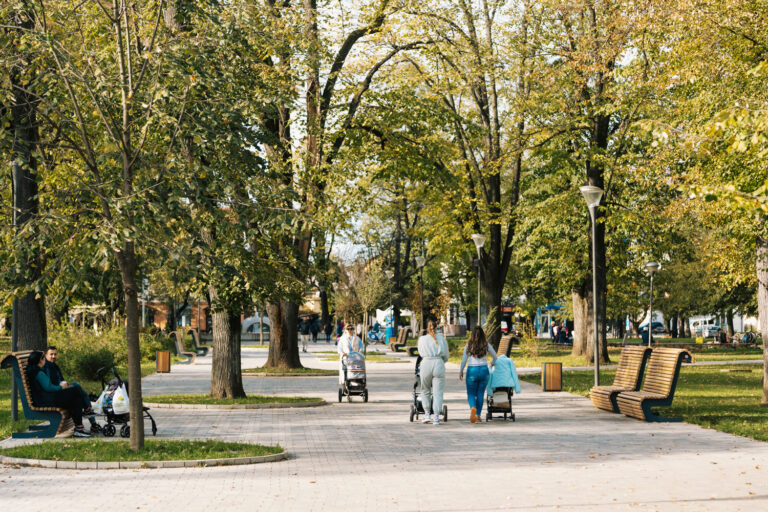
[
  {"x1": 644, "y1": 262, "x2": 661, "y2": 347},
  {"x1": 415, "y1": 257, "x2": 426, "y2": 333},
  {"x1": 384, "y1": 270, "x2": 394, "y2": 340},
  {"x1": 471, "y1": 234, "x2": 486, "y2": 329},
  {"x1": 580, "y1": 185, "x2": 603, "y2": 387}
]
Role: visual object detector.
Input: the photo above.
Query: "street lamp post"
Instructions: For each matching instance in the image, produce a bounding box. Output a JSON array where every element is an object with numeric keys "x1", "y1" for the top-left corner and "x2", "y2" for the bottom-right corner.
[
  {"x1": 645, "y1": 261, "x2": 661, "y2": 347},
  {"x1": 471, "y1": 234, "x2": 486, "y2": 329},
  {"x1": 415, "y1": 257, "x2": 426, "y2": 333},
  {"x1": 580, "y1": 185, "x2": 604, "y2": 388},
  {"x1": 384, "y1": 270, "x2": 394, "y2": 341}
]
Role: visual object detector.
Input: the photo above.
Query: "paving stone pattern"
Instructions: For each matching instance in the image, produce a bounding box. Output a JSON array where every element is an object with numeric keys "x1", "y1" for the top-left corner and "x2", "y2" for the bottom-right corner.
[{"x1": 1, "y1": 345, "x2": 767, "y2": 511}]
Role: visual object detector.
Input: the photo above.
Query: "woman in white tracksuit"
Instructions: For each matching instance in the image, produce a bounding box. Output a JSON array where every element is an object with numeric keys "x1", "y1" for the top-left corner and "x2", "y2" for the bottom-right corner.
[
  {"x1": 417, "y1": 320, "x2": 449, "y2": 424},
  {"x1": 338, "y1": 324, "x2": 363, "y2": 384}
]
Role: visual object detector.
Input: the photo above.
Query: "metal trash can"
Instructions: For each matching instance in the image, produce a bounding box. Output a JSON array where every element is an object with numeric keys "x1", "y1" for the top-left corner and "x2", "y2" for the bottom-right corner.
[
  {"x1": 156, "y1": 351, "x2": 171, "y2": 373},
  {"x1": 541, "y1": 362, "x2": 562, "y2": 391}
]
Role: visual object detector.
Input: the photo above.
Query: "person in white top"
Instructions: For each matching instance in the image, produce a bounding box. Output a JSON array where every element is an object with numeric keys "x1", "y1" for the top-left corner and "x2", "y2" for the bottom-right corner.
[
  {"x1": 417, "y1": 320, "x2": 450, "y2": 424},
  {"x1": 337, "y1": 324, "x2": 363, "y2": 384},
  {"x1": 459, "y1": 326, "x2": 497, "y2": 423}
]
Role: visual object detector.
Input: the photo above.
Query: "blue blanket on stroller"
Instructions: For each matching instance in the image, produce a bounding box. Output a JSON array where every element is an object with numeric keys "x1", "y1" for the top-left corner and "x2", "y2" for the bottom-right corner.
[{"x1": 487, "y1": 355, "x2": 521, "y2": 394}]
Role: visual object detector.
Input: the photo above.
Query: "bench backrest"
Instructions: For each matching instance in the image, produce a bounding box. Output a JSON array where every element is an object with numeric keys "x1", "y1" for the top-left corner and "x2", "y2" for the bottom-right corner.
[
  {"x1": 498, "y1": 336, "x2": 512, "y2": 357},
  {"x1": 397, "y1": 327, "x2": 411, "y2": 344},
  {"x1": 641, "y1": 347, "x2": 693, "y2": 396},
  {"x1": 171, "y1": 331, "x2": 189, "y2": 354},
  {"x1": 612, "y1": 346, "x2": 652, "y2": 390},
  {"x1": 1, "y1": 351, "x2": 42, "y2": 414}
]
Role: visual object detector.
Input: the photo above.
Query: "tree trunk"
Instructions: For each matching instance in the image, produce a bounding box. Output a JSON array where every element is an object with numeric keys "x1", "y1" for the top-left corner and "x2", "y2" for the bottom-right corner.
[
  {"x1": 10, "y1": 7, "x2": 47, "y2": 351},
  {"x1": 265, "y1": 300, "x2": 303, "y2": 368},
  {"x1": 481, "y1": 270, "x2": 504, "y2": 349},
  {"x1": 571, "y1": 285, "x2": 590, "y2": 357},
  {"x1": 726, "y1": 308, "x2": 735, "y2": 337},
  {"x1": 116, "y1": 243, "x2": 144, "y2": 450},
  {"x1": 756, "y1": 236, "x2": 768, "y2": 405},
  {"x1": 209, "y1": 286, "x2": 245, "y2": 398}
]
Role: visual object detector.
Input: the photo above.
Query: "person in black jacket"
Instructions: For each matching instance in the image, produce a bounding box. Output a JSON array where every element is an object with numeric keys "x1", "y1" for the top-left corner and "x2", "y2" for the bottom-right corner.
[
  {"x1": 27, "y1": 351, "x2": 91, "y2": 437},
  {"x1": 43, "y1": 346, "x2": 94, "y2": 416}
]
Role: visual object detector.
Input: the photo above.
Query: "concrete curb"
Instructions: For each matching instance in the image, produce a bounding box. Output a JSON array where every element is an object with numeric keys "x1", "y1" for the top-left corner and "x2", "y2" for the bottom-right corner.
[
  {"x1": 143, "y1": 400, "x2": 327, "y2": 410},
  {"x1": 0, "y1": 450, "x2": 289, "y2": 470},
  {"x1": 242, "y1": 372, "x2": 335, "y2": 377}
]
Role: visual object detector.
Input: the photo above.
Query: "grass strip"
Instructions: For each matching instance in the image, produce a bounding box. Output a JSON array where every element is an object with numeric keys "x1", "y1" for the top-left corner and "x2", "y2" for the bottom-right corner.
[
  {"x1": 145, "y1": 394, "x2": 321, "y2": 405},
  {"x1": 519, "y1": 364, "x2": 768, "y2": 442},
  {"x1": 242, "y1": 367, "x2": 336, "y2": 375},
  {"x1": 0, "y1": 439, "x2": 282, "y2": 462}
]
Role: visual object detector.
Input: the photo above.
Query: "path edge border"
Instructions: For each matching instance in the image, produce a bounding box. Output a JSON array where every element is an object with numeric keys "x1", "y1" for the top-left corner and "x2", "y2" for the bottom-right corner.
[
  {"x1": 143, "y1": 400, "x2": 327, "y2": 410},
  {"x1": 0, "y1": 450, "x2": 289, "y2": 470}
]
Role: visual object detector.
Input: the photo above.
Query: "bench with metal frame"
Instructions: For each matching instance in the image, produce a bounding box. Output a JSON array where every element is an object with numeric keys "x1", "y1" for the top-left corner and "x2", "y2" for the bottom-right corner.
[
  {"x1": 389, "y1": 327, "x2": 411, "y2": 353},
  {"x1": 1, "y1": 351, "x2": 75, "y2": 438},
  {"x1": 589, "y1": 346, "x2": 652, "y2": 413},
  {"x1": 170, "y1": 331, "x2": 196, "y2": 364},
  {"x1": 615, "y1": 347, "x2": 693, "y2": 422}
]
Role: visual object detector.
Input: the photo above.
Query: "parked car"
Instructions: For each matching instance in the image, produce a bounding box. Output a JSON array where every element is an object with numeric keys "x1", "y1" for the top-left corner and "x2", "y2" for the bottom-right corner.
[
  {"x1": 639, "y1": 321, "x2": 667, "y2": 335},
  {"x1": 242, "y1": 316, "x2": 270, "y2": 334},
  {"x1": 696, "y1": 324, "x2": 720, "y2": 338}
]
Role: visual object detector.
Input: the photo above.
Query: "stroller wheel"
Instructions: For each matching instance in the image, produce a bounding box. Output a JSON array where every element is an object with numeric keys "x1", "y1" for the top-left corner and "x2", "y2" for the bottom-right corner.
[
  {"x1": 442, "y1": 405, "x2": 448, "y2": 423},
  {"x1": 486, "y1": 413, "x2": 491, "y2": 422},
  {"x1": 120, "y1": 425, "x2": 130, "y2": 438},
  {"x1": 511, "y1": 414, "x2": 516, "y2": 422},
  {"x1": 104, "y1": 424, "x2": 116, "y2": 437},
  {"x1": 409, "y1": 404, "x2": 415, "y2": 422},
  {"x1": 362, "y1": 390, "x2": 368, "y2": 403},
  {"x1": 338, "y1": 387, "x2": 343, "y2": 403}
]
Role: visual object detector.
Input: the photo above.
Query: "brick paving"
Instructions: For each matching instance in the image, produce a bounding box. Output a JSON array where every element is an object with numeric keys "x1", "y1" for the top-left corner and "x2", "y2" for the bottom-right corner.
[{"x1": 1, "y1": 344, "x2": 767, "y2": 511}]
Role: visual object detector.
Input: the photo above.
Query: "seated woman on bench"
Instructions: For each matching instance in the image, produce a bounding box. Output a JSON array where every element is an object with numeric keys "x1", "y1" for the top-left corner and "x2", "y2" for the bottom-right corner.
[
  {"x1": 27, "y1": 351, "x2": 91, "y2": 438},
  {"x1": 43, "y1": 346, "x2": 95, "y2": 418}
]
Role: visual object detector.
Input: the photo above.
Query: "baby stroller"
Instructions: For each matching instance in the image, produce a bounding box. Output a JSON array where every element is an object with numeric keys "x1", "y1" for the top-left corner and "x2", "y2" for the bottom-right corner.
[
  {"x1": 338, "y1": 352, "x2": 368, "y2": 402},
  {"x1": 94, "y1": 367, "x2": 158, "y2": 437},
  {"x1": 409, "y1": 356, "x2": 448, "y2": 422},
  {"x1": 485, "y1": 356, "x2": 520, "y2": 422}
]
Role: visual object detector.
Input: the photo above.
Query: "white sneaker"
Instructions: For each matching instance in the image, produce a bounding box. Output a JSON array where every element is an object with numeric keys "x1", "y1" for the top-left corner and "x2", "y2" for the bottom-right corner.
[
  {"x1": 432, "y1": 417, "x2": 440, "y2": 425},
  {"x1": 421, "y1": 414, "x2": 431, "y2": 423}
]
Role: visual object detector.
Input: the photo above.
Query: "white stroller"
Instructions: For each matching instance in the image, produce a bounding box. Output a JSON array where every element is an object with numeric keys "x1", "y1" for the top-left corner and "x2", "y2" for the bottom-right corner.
[{"x1": 338, "y1": 351, "x2": 368, "y2": 402}]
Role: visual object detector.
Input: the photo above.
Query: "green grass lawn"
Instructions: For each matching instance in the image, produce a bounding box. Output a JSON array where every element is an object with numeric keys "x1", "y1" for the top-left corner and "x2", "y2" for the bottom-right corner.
[
  {"x1": 448, "y1": 345, "x2": 763, "y2": 368},
  {"x1": 519, "y1": 364, "x2": 768, "y2": 442},
  {"x1": 242, "y1": 366, "x2": 336, "y2": 375},
  {"x1": 0, "y1": 439, "x2": 283, "y2": 462},
  {"x1": 144, "y1": 394, "x2": 322, "y2": 405}
]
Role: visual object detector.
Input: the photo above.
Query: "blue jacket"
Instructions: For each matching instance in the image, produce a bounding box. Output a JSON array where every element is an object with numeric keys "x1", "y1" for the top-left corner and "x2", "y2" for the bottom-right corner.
[
  {"x1": 28, "y1": 367, "x2": 62, "y2": 406},
  {"x1": 486, "y1": 355, "x2": 521, "y2": 394}
]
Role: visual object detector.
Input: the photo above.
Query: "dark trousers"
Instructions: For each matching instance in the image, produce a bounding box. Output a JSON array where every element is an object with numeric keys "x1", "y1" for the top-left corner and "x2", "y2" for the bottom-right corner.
[{"x1": 51, "y1": 387, "x2": 84, "y2": 426}]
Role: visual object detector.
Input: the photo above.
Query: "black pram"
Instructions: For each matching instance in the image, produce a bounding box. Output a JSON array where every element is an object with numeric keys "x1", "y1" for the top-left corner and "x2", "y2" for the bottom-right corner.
[{"x1": 93, "y1": 367, "x2": 158, "y2": 437}]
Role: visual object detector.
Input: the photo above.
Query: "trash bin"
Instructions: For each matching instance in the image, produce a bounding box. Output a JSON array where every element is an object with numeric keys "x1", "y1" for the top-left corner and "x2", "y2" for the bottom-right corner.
[
  {"x1": 156, "y1": 351, "x2": 171, "y2": 373},
  {"x1": 541, "y1": 362, "x2": 562, "y2": 391}
]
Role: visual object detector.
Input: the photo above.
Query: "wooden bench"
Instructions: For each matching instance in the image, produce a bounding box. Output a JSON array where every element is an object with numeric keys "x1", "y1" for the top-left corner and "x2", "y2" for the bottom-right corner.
[
  {"x1": 185, "y1": 328, "x2": 208, "y2": 356},
  {"x1": 615, "y1": 347, "x2": 693, "y2": 422},
  {"x1": 498, "y1": 336, "x2": 518, "y2": 357},
  {"x1": 1, "y1": 351, "x2": 75, "y2": 438},
  {"x1": 389, "y1": 328, "x2": 411, "y2": 352},
  {"x1": 589, "y1": 346, "x2": 651, "y2": 413},
  {"x1": 171, "y1": 331, "x2": 196, "y2": 364}
]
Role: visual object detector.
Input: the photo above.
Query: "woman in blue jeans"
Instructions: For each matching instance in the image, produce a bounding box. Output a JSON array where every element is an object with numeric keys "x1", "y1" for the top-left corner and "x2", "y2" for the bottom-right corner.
[{"x1": 459, "y1": 327, "x2": 497, "y2": 423}]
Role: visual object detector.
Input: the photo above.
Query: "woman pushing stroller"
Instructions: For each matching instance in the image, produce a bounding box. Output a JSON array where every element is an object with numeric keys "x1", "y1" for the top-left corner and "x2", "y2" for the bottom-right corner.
[
  {"x1": 417, "y1": 320, "x2": 449, "y2": 424},
  {"x1": 459, "y1": 327, "x2": 497, "y2": 423}
]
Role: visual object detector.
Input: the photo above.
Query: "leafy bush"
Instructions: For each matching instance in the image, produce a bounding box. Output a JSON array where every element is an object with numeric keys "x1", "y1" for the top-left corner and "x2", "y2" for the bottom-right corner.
[{"x1": 47, "y1": 323, "x2": 169, "y2": 379}]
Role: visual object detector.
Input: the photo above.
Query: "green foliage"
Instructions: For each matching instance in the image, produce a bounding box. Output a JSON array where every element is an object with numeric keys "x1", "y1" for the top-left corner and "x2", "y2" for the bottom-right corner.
[{"x1": 47, "y1": 323, "x2": 171, "y2": 381}]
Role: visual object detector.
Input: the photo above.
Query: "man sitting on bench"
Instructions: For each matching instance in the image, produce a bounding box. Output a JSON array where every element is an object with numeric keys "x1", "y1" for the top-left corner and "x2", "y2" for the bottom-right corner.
[
  {"x1": 28, "y1": 350, "x2": 91, "y2": 437},
  {"x1": 43, "y1": 346, "x2": 96, "y2": 425}
]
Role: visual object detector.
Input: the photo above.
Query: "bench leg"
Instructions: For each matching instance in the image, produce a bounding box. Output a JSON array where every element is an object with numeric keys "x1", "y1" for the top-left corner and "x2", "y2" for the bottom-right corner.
[
  {"x1": 642, "y1": 403, "x2": 683, "y2": 422},
  {"x1": 12, "y1": 415, "x2": 63, "y2": 439}
]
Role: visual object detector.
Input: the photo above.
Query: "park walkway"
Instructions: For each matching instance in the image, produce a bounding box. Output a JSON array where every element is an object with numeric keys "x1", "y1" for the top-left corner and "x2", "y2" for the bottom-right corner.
[{"x1": 1, "y1": 344, "x2": 767, "y2": 511}]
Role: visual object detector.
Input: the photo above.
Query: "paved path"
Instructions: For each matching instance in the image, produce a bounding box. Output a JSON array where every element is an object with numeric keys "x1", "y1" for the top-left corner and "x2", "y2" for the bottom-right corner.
[{"x1": 2, "y1": 344, "x2": 767, "y2": 511}]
